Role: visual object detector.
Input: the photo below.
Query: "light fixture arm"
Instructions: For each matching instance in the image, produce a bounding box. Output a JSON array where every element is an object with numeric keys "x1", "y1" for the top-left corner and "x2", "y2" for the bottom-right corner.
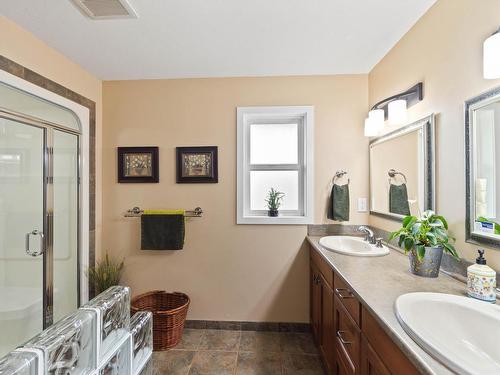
[{"x1": 370, "y1": 82, "x2": 423, "y2": 112}]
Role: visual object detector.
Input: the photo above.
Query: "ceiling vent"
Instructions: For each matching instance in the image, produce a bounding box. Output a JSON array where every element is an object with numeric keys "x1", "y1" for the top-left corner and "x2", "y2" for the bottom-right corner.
[{"x1": 71, "y1": 0, "x2": 138, "y2": 20}]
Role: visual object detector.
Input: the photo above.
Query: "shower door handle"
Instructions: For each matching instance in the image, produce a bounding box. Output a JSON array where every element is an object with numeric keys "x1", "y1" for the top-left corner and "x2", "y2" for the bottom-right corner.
[{"x1": 25, "y1": 230, "x2": 45, "y2": 257}]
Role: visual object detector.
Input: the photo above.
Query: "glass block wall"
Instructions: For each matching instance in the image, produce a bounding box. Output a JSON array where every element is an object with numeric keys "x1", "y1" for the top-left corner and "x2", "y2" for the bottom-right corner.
[{"x1": 0, "y1": 286, "x2": 153, "y2": 375}]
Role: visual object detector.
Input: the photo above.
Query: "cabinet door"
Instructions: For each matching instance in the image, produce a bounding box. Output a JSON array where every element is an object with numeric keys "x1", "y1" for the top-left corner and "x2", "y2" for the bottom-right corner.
[
  {"x1": 361, "y1": 337, "x2": 390, "y2": 375},
  {"x1": 320, "y1": 275, "x2": 335, "y2": 375},
  {"x1": 310, "y1": 264, "x2": 322, "y2": 343}
]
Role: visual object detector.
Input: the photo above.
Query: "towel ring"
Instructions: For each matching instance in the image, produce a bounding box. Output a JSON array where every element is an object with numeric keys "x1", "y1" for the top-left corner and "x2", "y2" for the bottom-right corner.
[
  {"x1": 388, "y1": 169, "x2": 407, "y2": 184},
  {"x1": 333, "y1": 170, "x2": 350, "y2": 185}
]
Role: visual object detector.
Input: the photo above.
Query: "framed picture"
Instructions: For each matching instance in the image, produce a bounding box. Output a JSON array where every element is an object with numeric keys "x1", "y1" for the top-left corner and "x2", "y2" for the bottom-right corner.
[
  {"x1": 176, "y1": 146, "x2": 218, "y2": 183},
  {"x1": 117, "y1": 147, "x2": 159, "y2": 183}
]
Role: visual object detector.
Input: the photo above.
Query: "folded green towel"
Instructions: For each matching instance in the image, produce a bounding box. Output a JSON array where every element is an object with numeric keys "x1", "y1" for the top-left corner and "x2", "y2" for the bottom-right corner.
[
  {"x1": 328, "y1": 184, "x2": 350, "y2": 221},
  {"x1": 141, "y1": 212, "x2": 185, "y2": 250},
  {"x1": 389, "y1": 183, "x2": 410, "y2": 216}
]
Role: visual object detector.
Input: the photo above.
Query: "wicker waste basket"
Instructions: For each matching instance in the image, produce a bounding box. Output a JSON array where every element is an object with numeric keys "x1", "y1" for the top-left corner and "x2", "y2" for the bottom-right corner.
[{"x1": 131, "y1": 290, "x2": 190, "y2": 351}]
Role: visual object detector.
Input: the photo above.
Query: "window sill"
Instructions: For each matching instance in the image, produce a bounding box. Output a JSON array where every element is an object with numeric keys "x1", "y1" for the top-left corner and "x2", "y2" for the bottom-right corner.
[{"x1": 237, "y1": 215, "x2": 313, "y2": 225}]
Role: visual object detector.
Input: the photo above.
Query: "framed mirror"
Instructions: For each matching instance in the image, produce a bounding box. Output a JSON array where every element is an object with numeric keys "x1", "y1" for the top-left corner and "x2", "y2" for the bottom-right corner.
[
  {"x1": 466, "y1": 86, "x2": 500, "y2": 247},
  {"x1": 369, "y1": 114, "x2": 435, "y2": 221}
]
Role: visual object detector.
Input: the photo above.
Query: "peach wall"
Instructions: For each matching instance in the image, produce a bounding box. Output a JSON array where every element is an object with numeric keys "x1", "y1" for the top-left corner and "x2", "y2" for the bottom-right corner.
[
  {"x1": 368, "y1": 0, "x2": 500, "y2": 268},
  {"x1": 102, "y1": 75, "x2": 369, "y2": 321},
  {"x1": 0, "y1": 16, "x2": 103, "y2": 256}
]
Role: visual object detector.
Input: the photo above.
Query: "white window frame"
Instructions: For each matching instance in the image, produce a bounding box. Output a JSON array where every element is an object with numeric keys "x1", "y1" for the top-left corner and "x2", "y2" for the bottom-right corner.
[{"x1": 237, "y1": 106, "x2": 314, "y2": 224}]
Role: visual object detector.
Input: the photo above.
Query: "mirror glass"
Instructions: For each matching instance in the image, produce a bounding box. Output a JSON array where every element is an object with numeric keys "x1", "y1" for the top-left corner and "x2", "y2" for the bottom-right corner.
[
  {"x1": 369, "y1": 115, "x2": 435, "y2": 220},
  {"x1": 466, "y1": 88, "x2": 500, "y2": 246}
]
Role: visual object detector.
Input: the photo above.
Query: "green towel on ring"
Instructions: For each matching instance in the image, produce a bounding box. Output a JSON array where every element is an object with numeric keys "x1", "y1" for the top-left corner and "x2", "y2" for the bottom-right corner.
[
  {"x1": 389, "y1": 183, "x2": 410, "y2": 216},
  {"x1": 328, "y1": 184, "x2": 350, "y2": 221}
]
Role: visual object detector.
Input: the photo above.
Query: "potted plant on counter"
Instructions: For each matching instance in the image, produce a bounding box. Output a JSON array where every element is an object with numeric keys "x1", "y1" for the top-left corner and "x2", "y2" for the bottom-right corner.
[
  {"x1": 266, "y1": 188, "x2": 285, "y2": 217},
  {"x1": 389, "y1": 210, "x2": 459, "y2": 277}
]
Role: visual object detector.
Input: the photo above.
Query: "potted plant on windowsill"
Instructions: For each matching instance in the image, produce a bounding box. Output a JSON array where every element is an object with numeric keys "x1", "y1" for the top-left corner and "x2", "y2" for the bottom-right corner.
[
  {"x1": 389, "y1": 210, "x2": 459, "y2": 278},
  {"x1": 266, "y1": 188, "x2": 285, "y2": 217}
]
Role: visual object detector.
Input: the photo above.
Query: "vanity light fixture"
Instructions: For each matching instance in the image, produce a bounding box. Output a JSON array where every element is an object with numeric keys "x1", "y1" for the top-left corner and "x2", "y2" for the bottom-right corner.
[
  {"x1": 369, "y1": 109, "x2": 385, "y2": 129},
  {"x1": 364, "y1": 109, "x2": 384, "y2": 136},
  {"x1": 388, "y1": 99, "x2": 407, "y2": 124},
  {"x1": 364, "y1": 117, "x2": 377, "y2": 136},
  {"x1": 484, "y1": 28, "x2": 500, "y2": 79},
  {"x1": 364, "y1": 82, "x2": 423, "y2": 137}
]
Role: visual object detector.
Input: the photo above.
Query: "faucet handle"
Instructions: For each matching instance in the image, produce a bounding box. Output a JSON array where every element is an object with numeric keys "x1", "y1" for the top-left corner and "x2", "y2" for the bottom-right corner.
[{"x1": 375, "y1": 238, "x2": 383, "y2": 248}]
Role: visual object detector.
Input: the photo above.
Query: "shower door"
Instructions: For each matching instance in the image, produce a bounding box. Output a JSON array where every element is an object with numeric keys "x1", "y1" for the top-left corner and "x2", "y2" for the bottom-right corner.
[
  {"x1": 0, "y1": 89, "x2": 80, "y2": 357},
  {"x1": 0, "y1": 117, "x2": 45, "y2": 356}
]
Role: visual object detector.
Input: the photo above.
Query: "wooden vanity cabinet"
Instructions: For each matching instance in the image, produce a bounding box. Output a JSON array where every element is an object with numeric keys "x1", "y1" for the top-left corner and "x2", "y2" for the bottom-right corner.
[
  {"x1": 311, "y1": 262, "x2": 322, "y2": 342},
  {"x1": 321, "y1": 275, "x2": 335, "y2": 374},
  {"x1": 310, "y1": 253, "x2": 335, "y2": 374},
  {"x1": 310, "y1": 246, "x2": 420, "y2": 375}
]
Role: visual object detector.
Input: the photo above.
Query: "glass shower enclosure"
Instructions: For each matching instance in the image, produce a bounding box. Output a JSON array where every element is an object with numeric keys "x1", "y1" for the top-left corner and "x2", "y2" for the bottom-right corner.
[{"x1": 0, "y1": 82, "x2": 81, "y2": 357}]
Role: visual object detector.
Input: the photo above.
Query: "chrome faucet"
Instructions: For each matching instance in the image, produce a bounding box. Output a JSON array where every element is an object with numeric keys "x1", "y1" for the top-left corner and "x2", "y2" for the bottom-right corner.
[{"x1": 357, "y1": 226, "x2": 376, "y2": 244}]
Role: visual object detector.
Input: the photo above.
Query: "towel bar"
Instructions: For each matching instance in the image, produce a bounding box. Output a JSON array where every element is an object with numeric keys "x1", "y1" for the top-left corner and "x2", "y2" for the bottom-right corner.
[{"x1": 124, "y1": 207, "x2": 203, "y2": 217}]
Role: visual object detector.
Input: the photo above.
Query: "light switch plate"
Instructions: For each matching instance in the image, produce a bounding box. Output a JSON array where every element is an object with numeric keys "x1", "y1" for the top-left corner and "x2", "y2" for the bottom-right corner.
[{"x1": 357, "y1": 198, "x2": 368, "y2": 212}]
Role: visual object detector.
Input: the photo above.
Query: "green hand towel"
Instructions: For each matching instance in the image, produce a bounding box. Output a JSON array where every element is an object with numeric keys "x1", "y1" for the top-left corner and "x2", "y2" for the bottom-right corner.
[
  {"x1": 328, "y1": 184, "x2": 350, "y2": 221},
  {"x1": 141, "y1": 212, "x2": 185, "y2": 250},
  {"x1": 389, "y1": 183, "x2": 410, "y2": 216}
]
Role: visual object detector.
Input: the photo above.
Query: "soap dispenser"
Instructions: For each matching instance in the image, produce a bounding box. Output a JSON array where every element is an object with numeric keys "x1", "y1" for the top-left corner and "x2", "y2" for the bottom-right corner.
[{"x1": 467, "y1": 249, "x2": 497, "y2": 302}]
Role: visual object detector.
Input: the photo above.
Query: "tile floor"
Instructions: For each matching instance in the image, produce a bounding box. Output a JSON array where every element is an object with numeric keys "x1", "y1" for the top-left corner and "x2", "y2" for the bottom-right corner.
[{"x1": 152, "y1": 329, "x2": 326, "y2": 375}]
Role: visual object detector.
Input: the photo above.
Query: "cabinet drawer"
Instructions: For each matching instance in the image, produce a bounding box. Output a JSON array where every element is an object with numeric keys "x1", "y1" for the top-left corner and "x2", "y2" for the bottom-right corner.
[
  {"x1": 334, "y1": 273, "x2": 361, "y2": 326},
  {"x1": 361, "y1": 306, "x2": 419, "y2": 375},
  {"x1": 311, "y1": 248, "x2": 333, "y2": 289},
  {"x1": 334, "y1": 295, "x2": 361, "y2": 374}
]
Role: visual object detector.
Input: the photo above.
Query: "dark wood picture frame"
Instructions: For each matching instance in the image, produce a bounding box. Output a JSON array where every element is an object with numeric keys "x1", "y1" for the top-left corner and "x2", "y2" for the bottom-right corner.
[
  {"x1": 176, "y1": 146, "x2": 218, "y2": 183},
  {"x1": 118, "y1": 146, "x2": 159, "y2": 183}
]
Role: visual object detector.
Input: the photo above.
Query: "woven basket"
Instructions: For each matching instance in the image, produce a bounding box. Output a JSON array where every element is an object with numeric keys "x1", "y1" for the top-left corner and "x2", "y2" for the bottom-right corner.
[{"x1": 131, "y1": 290, "x2": 190, "y2": 351}]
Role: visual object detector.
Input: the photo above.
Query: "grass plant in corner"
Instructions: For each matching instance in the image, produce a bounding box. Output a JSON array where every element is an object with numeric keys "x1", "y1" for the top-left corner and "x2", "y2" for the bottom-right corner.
[
  {"x1": 389, "y1": 210, "x2": 459, "y2": 278},
  {"x1": 86, "y1": 252, "x2": 125, "y2": 294}
]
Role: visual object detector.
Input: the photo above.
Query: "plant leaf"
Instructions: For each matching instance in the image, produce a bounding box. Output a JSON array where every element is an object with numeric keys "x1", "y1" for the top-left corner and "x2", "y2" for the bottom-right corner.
[
  {"x1": 416, "y1": 245, "x2": 426, "y2": 260},
  {"x1": 404, "y1": 237, "x2": 414, "y2": 251},
  {"x1": 434, "y1": 215, "x2": 449, "y2": 229},
  {"x1": 443, "y1": 242, "x2": 459, "y2": 259}
]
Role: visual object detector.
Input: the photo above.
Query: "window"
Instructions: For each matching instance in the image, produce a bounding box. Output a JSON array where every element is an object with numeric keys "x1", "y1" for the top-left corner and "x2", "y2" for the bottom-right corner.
[{"x1": 237, "y1": 106, "x2": 314, "y2": 224}]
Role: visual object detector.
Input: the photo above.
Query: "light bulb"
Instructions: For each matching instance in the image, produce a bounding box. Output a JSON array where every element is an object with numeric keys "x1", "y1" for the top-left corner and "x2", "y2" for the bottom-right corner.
[
  {"x1": 388, "y1": 99, "x2": 407, "y2": 125},
  {"x1": 484, "y1": 30, "x2": 500, "y2": 79},
  {"x1": 368, "y1": 109, "x2": 384, "y2": 131},
  {"x1": 364, "y1": 117, "x2": 378, "y2": 137}
]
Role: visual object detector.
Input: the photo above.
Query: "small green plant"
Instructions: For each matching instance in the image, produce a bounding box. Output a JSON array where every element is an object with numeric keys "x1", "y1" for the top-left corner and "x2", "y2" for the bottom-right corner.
[
  {"x1": 265, "y1": 188, "x2": 285, "y2": 211},
  {"x1": 86, "y1": 253, "x2": 125, "y2": 294},
  {"x1": 389, "y1": 210, "x2": 459, "y2": 260}
]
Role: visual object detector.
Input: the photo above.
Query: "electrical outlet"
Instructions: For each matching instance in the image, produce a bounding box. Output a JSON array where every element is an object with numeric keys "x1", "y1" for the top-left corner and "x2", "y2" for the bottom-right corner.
[{"x1": 358, "y1": 198, "x2": 368, "y2": 212}]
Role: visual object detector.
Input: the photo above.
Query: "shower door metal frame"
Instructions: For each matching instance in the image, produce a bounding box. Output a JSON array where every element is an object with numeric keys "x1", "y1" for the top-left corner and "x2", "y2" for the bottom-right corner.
[{"x1": 0, "y1": 108, "x2": 82, "y2": 329}]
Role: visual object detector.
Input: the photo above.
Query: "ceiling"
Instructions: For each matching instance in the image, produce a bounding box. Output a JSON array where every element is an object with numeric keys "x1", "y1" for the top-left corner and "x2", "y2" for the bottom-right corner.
[{"x1": 0, "y1": 0, "x2": 436, "y2": 80}]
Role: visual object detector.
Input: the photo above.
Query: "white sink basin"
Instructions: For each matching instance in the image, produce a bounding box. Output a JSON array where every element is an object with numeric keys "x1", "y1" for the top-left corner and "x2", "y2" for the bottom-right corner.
[
  {"x1": 318, "y1": 236, "x2": 389, "y2": 257},
  {"x1": 396, "y1": 292, "x2": 500, "y2": 375}
]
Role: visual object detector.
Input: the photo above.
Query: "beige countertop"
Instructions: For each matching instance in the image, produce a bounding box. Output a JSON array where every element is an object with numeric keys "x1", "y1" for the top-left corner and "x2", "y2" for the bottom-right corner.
[{"x1": 307, "y1": 235, "x2": 476, "y2": 375}]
